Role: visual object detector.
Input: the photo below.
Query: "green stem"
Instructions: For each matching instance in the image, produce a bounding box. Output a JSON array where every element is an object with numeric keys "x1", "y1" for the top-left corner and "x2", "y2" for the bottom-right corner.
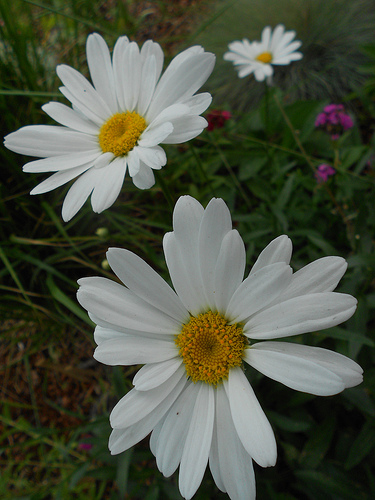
[{"x1": 154, "y1": 171, "x2": 175, "y2": 211}]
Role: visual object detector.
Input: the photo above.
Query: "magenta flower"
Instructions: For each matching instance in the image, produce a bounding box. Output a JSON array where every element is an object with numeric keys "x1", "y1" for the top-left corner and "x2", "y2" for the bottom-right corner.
[
  {"x1": 315, "y1": 164, "x2": 336, "y2": 183},
  {"x1": 206, "y1": 109, "x2": 232, "y2": 131},
  {"x1": 315, "y1": 104, "x2": 354, "y2": 140}
]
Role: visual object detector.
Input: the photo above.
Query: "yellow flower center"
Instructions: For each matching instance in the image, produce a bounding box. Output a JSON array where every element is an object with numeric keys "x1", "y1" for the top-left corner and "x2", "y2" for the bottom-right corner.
[
  {"x1": 98, "y1": 111, "x2": 147, "y2": 157},
  {"x1": 176, "y1": 311, "x2": 247, "y2": 385},
  {"x1": 256, "y1": 51, "x2": 273, "y2": 64}
]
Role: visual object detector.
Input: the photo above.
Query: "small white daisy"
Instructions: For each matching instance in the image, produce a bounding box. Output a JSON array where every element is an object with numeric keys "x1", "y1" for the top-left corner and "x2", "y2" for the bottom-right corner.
[
  {"x1": 77, "y1": 196, "x2": 362, "y2": 500},
  {"x1": 4, "y1": 34, "x2": 215, "y2": 221},
  {"x1": 224, "y1": 24, "x2": 303, "y2": 82}
]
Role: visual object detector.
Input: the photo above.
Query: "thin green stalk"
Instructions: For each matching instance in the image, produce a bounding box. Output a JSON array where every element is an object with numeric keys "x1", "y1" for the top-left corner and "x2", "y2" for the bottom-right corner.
[
  {"x1": 188, "y1": 143, "x2": 217, "y2": 198},
  {"x1": 209, "y1": 136, "x2": 252, "y2": 209},
  {"x1": 154, "y1": 171, "x2": 175, "y2": 211}
]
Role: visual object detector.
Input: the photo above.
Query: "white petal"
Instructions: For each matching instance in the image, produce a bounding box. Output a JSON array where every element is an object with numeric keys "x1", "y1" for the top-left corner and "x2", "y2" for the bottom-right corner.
[
  {"x1": 90, "y1": 157, "x2": 126, "y2": 213},
  {"x1": 226, "y1": 262, "x2": 292, "y2": 323},
  {"x1": 246, "y1": 342, "x2": 363, "y2": 396},
  {"x1": 122, "y1": 42, "x2": 141, "y2": 112},
  {"x1": 148, "y1": 103, "x2": 189, "y2": 129},
  {"x1": 154, "y1": 382, "x2": 197, "y2": 477},
  {"x1": 213, "y1": 230, "x2": 246, "y2": 313},
  {"x1": 146, "y1": 52, "x2": 215, "y2": 122},
  {"x1": 77, "y1": 276, "x2": 181, "y2": 334},
  {"x1": 281, "y1": 256, "x2": 348, "y2": 301},
  {"x1": 109, "y1": 375, "x2": 187, "y2": 455},
  {"x1": 250, "y1": 235, "x2": 292, "y2": 274},
  {"x1": 131, "y1": 163, "x2": 155, "y2": 189},
  {"x1": 245, "y1": 292, "x2": 357, "y2": 339},
  {"x1": 225, "y1": 367, "x2": 277, "y2": 467},
  {"x1": 198, "y1": 198, "x2": 233, "y2": 309},
  {"x1": 42, "y1": 102, "x2": 99, "y2": 134},
  {"x1": 29, "y1": 163, "x2": 92, "y2": 195},
  {"x1": 140, "y1": 40, "x2": 164, "y2": 81},
  {"x1": 179, "y1": 383, "x2": 215, "y2": 500},
  {"x1": 5, "y1": 125, "x2": 98, "y2": 158},
  {"x1": 57, "y1": 64, "x2": 112, "y2": 120},
  {"x1": 106, "y1": 247, "x2": 189, "y2": 323},
  {"x1": 112, "y1": 35, "x2": 130, "y2": 110},
  {"x1": 59, "y1": 85, "x2": 105, "y2": 126},
  {"x1": 126, "y1": 148, "x2": 140, "y2": 177},
  {"x1": 180, "y1": 92, "x2": 212, "y2": 115},
  {"x1": 94, "y1": 336, "x2": 177, "y2": 366},
  {"x1": 163, "y1": 196, "x2": 206, "y2": 314},
  {"x1": 61, "y1": 167, "x2": 100, "y2": 221},
  {"x1": 86, "y1": 33, "x2": 118, "y2": 114},
  {"x1": 94, "y1": 326, "x2": 125, "y2": 344},
  {"x1": 133, "y1": 358, "x2": 183, "y2": 391},
  {"x1": 136, "y1": 145, "x2": 166, "y2": 170},
  {"x1": 23, "y1": 150, "x2": 100, "y2": 172},
  {"x1": 137, "y1": 54, "x2": 157, "y2": 116},
  {"x1": 110, "y1": 365, "x2": 185, "y2": 428},
  {"x1": 138, "y1": 122, "x2": 174, "y2": 148},
  {"x1": 210, "y1": 385, "x2": 256, "y2": 500},
  {"x1": 161, "y1": 115, "x2": 207, "y2": 144}
]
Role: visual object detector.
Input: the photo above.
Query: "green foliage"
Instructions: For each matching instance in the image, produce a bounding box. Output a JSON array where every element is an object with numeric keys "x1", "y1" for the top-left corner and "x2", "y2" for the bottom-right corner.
[{"x1": 1, "y1": 1, "x2": 375, "y2": 499}]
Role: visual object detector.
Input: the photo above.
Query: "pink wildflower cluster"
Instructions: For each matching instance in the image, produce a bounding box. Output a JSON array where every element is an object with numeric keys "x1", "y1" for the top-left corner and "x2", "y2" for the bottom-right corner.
[
  {"x1": 315, "y1": 164, "x2": 336, "y2": 183},
  {"x1": 315, "y1": 104, "x2": 354, "y2": 140},
  {"x1": 206, "y1": 109, "x2": 232, "y2": 131}
]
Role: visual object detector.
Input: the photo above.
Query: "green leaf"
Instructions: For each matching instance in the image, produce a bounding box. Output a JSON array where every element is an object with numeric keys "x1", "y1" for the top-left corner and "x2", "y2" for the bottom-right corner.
[{"x1": 345, "y1": 421, "x2": 375, "y2": 469}]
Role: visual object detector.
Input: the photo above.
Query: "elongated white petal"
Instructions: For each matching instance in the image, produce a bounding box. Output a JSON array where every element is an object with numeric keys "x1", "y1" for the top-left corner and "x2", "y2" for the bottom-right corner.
[
  {"x1": 154, "y1": 382, "x2": 197, "y2": 477},
  {"x1": 42, "y1": 102, "x2": 99, "y2": 134},
  {"x1": 250, "y1": 235, "x2": 292, "y2": 274},
  {"x1": 59, "y1": 85, "x2": 105, "y2": 126},
  {"x1": 86, "y1": 33, "x2": 118, "y2": 114},
  {"x1": 138, "y1": 122, "x2": 173, "y2": 148},
  {"x1": 57, "y1": 64, "x2": 112, "y2": 120},
  {"x1": 29, "y1": 163, "x2": 92, "y2": 195},
  {"x1": 77, "y1": 277, "x2": 181, "y2": 334},
  {"x1": 246, "y1": 341, "x2": 363, "y2": 394},
  {"x1": 225, "y1": 367, "x2": 277, "y2": 467},
  {"x1": 91, "y1": 157, "x2": 126, "y2": 213},
  {"x1": 106, "y1": 247, "x2": 189, "y2": 322},
  {"x1": 123, "y1": 42, "x2": 141, "y2": 112},
  {"x1": 226, "y1": 262, "x2": 292, "y2": 323},
  {"x1": 162, "y1": 115, "x2": 208, "y2": 144},
  {"x1": 94, "y1": 336, "x2": 177, "y2": 366},
  {"x1": 94, "y1": 326, "x2": 126, "y2": 344},
  {"x1": 61, "y1": 167, "x2": 101, "y2": 221},
  {"x1": 213, "y1": 230, "x2": 246, "y2": 313},
  {"x1": 180, "y1": 92, "x2": 212, "y2": 115},
  {"x1": 136, "y1": 145, "x2": 166, "y2": 169},
  {"x1": 245, "y1": 292, "x2": 357, "y2": 339},
  {"x1": 5, "y1": 125, "x2": 98, "y2": 157},
  {"x1": 133, "y1": 358, "x2": 183, "y2": 391},
  {"x1": 280, "y1": 256, "x2": 348, "y2": 301},
  {"x1": 110, "y1": 365, "x2": 185, "y2": 428},
  {"x1": 109, "y1": 375, "x2": 187, "y2": 455},
  {"x1": 179, "y1": 383, "x2": 215, "y2": 500},
  {"x1": 163, "y1": 196, "x2": 207, "y2": 314},
  {"x1": 146, "y1": 52, "x2": 215, "y2": 122},
  {"x1": 131, "y1": 163, "x2": 155, "y2": 189},
  {"x1": 112, "y1": 35, "x2": 130, "y2": 110},
  {"x1": 199, "y1": 198, "x2": 233, "y2": 309},
  {"x1": 24, "y1": 150, "x2": 100, "y2": 173},
  {"x1": 210, "y1": 385, "x2": 256, "y2": 500},
  {"x1": 137, "y1": 54, "x2": 157, "y2": 116}
]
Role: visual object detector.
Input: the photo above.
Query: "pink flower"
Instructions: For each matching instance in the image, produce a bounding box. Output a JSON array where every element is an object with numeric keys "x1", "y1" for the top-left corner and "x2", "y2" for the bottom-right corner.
[
  {"x1": 315, "y1": 104, "x2": 353, "y2": 140},
  {"x1": 206, "y1": 109, "x2": 232, "y2": 131},
  {"x1": 315, "y1": 164, "x2": 336, "y2": 183}
]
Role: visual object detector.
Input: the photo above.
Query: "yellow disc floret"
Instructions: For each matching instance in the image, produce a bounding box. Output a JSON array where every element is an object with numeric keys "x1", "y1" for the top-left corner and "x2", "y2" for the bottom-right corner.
[
  {"x1": 256, "y1": 51, "x2": 273, "y2": 64},
  {"x1": 99, "y1": 111, "x2": 147, "y2": 157},
  {"x1": 176, "y1": 311, "x2": 247, "y2": 385}
]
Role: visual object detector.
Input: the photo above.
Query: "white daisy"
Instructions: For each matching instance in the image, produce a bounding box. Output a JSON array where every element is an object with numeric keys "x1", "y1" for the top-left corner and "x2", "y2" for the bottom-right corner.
[
  {"x1": 4, "y1": 34, "x2": 215, "y2": 221},
  {"x1": 224, "y1": 24, "x2": 303, "y2": 82},
  {"x1": 77, "y1": 196, "x2": 362, "y2": 500}
]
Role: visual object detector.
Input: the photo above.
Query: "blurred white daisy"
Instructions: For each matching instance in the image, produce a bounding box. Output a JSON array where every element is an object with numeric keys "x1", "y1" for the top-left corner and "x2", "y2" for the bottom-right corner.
[
  {"x1": 77, "y1": 196, "x2": 362, "y2": 500},
  {"x1": 224, "y1": 24, "x2": 303, "y2": 82},
  {"x1": 4, "y1": 34, "x2": 215, "y2": 221}
]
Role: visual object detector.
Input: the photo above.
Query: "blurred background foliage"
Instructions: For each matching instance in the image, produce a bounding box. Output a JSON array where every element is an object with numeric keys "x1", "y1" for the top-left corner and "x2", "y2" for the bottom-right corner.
[{"x1": 1, "y1": 0, "x2": 374, "y2": 499}]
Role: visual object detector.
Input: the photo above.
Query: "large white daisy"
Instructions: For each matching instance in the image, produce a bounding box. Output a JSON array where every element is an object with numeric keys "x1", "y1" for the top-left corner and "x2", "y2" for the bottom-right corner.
[
  {"x1": 4, "y1": 34, "x2": 215, "y2": 221},
  {"x1": 77, "y1": 196, "x2": 362, "y2": 500},
  {"x1": 224, "y1": 24, "x2": 303, "y2": 82}
]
